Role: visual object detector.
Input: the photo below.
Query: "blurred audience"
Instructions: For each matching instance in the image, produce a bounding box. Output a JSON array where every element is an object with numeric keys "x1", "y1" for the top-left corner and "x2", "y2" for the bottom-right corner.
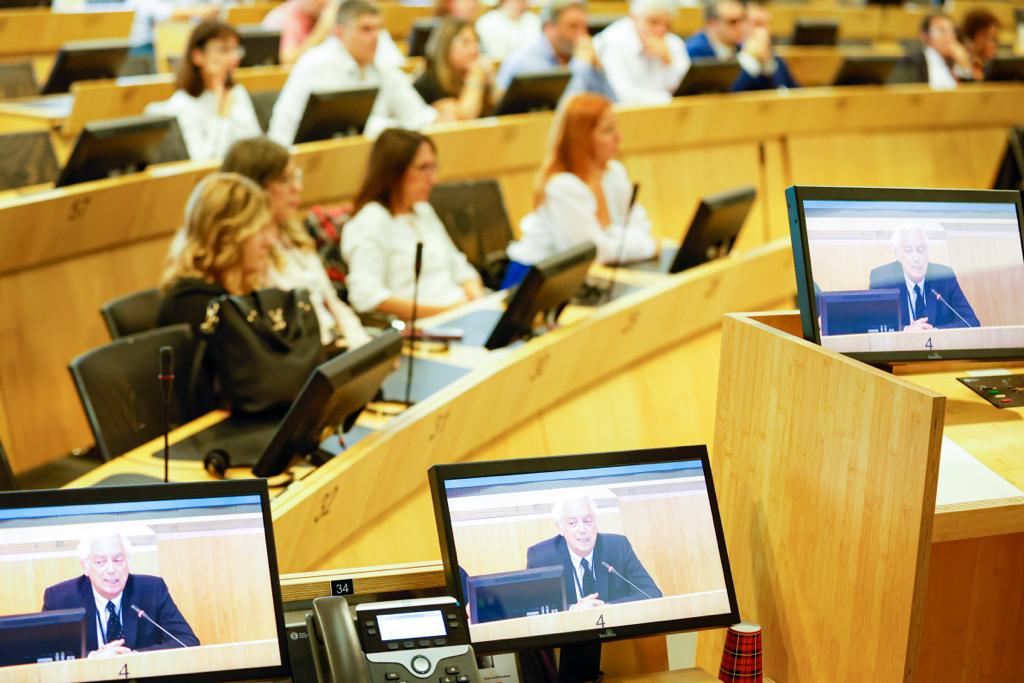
[
  {"x1": 476, "y1": 0, "x2": 542, "y2": 60},
  {"x1": 415, "y1": 19, "x2": 496, "y2": 120}
]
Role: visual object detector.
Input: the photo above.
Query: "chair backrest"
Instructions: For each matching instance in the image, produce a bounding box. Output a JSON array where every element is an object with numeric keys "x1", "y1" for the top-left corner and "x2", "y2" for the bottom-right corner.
[
  {"x1": 154, "y1": 117, "x2": 190, "y2": 163},
  {"x1": 118, "y1": 53, "x2": 157, "y2": 77},
  {"x1": 0, "y1": 439, "x2": 18, "y2": 492},
  {"x1": 0, "y1": 131, "x2": 59, "y2": 191},
  {"x1": 429, "y1": 179, "x2": 515, "y2": 289},
  {"x1": 100, "y1": 288, "x2": 162, "y2": 339},
  {"x1": 0, "y1": 62, "x2": 37, "y2": 99},
  {"x1": 68, "y1": 324, "x2": 199, "y2": 462},
  {"x1": 250, "y1": 89, "x2": 280, "y2": 133}
]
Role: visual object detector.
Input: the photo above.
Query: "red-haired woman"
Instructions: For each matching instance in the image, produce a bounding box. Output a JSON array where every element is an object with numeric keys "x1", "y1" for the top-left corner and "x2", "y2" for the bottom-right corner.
[{"x1": 504, "y1": 93, "x2": 657, "y2": 287}]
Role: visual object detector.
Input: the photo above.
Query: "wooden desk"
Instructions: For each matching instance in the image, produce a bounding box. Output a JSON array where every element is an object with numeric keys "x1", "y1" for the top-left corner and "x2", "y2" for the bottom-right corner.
[{"x1": 826, "y1": 324, "x2": 1024, "y2": 354}]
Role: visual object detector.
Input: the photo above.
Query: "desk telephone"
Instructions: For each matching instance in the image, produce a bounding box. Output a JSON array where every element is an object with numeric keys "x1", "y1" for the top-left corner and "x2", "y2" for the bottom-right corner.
[{"x1": 307, "y1": 595, "x2": 482, "y2": 683}]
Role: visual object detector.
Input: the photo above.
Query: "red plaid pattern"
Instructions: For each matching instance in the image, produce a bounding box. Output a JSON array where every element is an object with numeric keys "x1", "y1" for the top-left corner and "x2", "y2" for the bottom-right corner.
[{"x1": 719, "y1": 623, "x2": 763, "y2": 682}]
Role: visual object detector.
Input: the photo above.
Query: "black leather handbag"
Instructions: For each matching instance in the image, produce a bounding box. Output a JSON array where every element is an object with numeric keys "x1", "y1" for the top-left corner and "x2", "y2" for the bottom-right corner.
[{"x1": 199, "y1": 288, "x2": 325, "y2": 414}]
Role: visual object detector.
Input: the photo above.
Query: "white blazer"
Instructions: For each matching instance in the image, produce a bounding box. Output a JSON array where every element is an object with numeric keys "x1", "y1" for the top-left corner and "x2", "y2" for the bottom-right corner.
[
  {"x1": 593, "y1": 17, "x2": 690, "y2": 104},
  {"x1": 145, "y1": 85, "x2": 263, "y2": 161}
]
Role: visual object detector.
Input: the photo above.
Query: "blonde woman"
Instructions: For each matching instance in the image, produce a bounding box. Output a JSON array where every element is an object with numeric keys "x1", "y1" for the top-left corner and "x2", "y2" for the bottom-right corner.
[{"x1": 414, "y1": 18, "x2": 495, "y2": 121}]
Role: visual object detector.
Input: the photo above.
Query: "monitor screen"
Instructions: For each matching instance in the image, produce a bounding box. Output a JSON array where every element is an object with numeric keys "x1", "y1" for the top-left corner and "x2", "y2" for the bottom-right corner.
[
  {"x1": 429, "y1": 446, "x2": 739, "y2": 653},
  {"x1": 0, "y1": 480, "x2": 289, "y2": 682},
  {"x1": 787, "y1": 186, "x2": 1024, "y2": 362}
]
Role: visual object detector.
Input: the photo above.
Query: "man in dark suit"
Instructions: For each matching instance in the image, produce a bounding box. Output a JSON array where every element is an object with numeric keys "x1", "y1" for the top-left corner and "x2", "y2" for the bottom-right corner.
[
  {"x1": 526, "y1": 497, "x2": 662, "y2": 610},
  {"x1": 869, "y1": 225, "x2": 979, "y2": 331},
  {"x1": 42, "y1": 532, "x2": 199, "y2": 657}
]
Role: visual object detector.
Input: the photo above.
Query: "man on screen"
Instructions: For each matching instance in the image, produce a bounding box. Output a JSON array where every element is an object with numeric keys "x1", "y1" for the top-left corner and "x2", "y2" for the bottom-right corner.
[
  {"x1": 41, "y1": 531, "x2": 199, "y2": 657},
  {"x1": 526, "y1": 497, "x2": 662, "y2": 610},
  {"x1": 869, "y1": 224, "x2": 980, "y2": 331}
]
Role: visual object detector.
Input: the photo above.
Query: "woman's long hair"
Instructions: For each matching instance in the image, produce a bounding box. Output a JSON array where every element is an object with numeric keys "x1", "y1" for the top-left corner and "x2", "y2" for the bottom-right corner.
[
  {"x1": 533, "y1": 93, "x2": 612, "y2": 207},
  {"x1": 353, "y1": 129, "x2": 436, "y2": 215},
  {"x1": 425, "y1": 18, "x2": 476, "y2": 96}
]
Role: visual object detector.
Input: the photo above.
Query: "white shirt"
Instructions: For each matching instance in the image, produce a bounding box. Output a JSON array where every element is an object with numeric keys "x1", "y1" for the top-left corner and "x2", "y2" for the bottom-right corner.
[
  {"x1": 475, "y1": 9, "x2": 542, "y2": 61},
  {"x1": 341, "y1": 201, "x2": 479, "y2": 312},
  {"x1": 92, "y1": 587, "x2": 124, "y2": 646},
  {"x1": 145, "y1": 85, "x2": 263, "y2": 161},
  {"x1": 268, "y1": 36, "x2": 437, "y2": 145},
  {"x1": 924, "y1": 46, "x2": 958, "y2": 90},
  {"x1": 568, "y1": 550, "x2": 596, "y2": 602},
  {"x1": 593, "y1": 17, "x2": 689, "y2": 104},
  {"x1": 507, "y1": 160, "x2": 658, "y2": 266}
]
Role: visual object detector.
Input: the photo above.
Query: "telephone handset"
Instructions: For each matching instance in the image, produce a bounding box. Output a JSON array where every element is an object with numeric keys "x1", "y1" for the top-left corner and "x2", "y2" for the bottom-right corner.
[{"x1": 307, "y1": 595, "x2": 481, "y2": 683}]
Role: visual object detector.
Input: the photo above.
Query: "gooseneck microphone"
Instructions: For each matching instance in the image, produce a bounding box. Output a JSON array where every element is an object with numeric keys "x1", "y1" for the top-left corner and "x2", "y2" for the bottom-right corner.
[
  {"x1": 604, "y1": 184, "x2": 641, "y2": 302},
  {"x1": 130, "y1": 605, "x2": 188, "y2": 648},
  {"x1": 601, "y1": 561, "x2": 654, "y2": 600},
  {"x1": 158, "y1": 346, "x2": 174, "y2": 483},
  {"x1": 930, "y1": 289, "x2": 976, "y2": 328},
  {"x1": 404, "y1": 242, "x2": 425, "y2": 407}
]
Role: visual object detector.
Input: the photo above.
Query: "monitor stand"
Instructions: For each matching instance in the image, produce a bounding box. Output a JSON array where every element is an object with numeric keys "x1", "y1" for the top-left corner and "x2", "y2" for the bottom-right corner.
[{"x1": 517, "y1": 642, "x2": 602, "y2": 683}]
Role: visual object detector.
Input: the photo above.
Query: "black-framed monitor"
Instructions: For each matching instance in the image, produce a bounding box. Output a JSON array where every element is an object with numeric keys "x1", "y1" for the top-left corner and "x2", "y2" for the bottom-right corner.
[
  {"x1": 41, "y1": 39, "x2": 131, "y2": 95},
  {"x1": 985, "y1": 56, "x2": 1024, "y2": 82},
  {"x1": 673, "y1": 58, "x2": 741, "y2": 96},
  {"x1": 292, "y1": 87, "x2": 378, "y2": 143},
  {"x1": 0, "y1": 440, "x2": 16, "y2": 492},
  {"x1": 787, "y1": 185, "x2": 1024, "y2": 363},
  {"x1": 428, "y1": 445, "x2": 739, "y2": 653},
  {"x1": 237, "y1": 26, "x2": 281, "y2": 67},
  {"x1": 792, "y1": 19, "x2": 839, "y2": 46},
  {"x1": 832, "y1": 55, "x2": 900, "y2": 86},
  {"x1": 494, "y1": 69, "x2": 571, "y2": 116},
  {"x1": 992, "y1": 126, "x2": 1024, "y2": 191},
  {"x1": 56, "y1": 114, "x2": 179, "y2": 188},
  {"x1": 671, "y1": 185, "x2": 756, "y2": 273},
  {"x1": 0, "y1": 479, "x2": 290, "y2": 681},
  {"x1": 407, "y1": 18, "x2": 439, "y2": 58},
  {"x1": 0, "y1": 609, "x2": 86, "y2": 666}
]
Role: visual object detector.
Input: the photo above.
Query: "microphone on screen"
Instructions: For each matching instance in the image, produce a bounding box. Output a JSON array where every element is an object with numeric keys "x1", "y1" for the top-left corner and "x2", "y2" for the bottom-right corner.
[
  {"x1": 130, "y1": 605, "x2": 188, "y2": 648},
  {"x1": 930, "y1": 289, "x2": 976, "y2": 328},
  {"x1": 601, "y1": 561, "x2": 654, "y2": 600}
]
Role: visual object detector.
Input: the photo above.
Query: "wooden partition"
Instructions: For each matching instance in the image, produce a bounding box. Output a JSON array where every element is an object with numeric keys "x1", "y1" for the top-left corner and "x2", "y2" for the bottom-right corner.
[{"x1": 0, "y1": 9, "x2": 134, "y2": 59}]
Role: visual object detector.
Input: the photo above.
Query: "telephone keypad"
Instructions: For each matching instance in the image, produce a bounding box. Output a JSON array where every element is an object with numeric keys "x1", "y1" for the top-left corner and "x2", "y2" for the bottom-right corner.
[
  {"x1": 444, "y1": 667, "x2": 459, "y2": 675},
  {"x1": 385, "y1": 673, "x2": 400, "y2": 681}
]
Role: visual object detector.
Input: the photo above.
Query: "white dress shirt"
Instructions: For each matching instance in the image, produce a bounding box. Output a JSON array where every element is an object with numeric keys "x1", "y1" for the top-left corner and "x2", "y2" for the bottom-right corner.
[
  {"x1": 92, "y1": 587, "x2": 124, "y2": 646},
  {"x1": 923, "y1": 46, "x2": 958, "y2": 90},
  {"x1": 145, "y1": 85, "x2": 262, "y2": 161},
  {"x1": 593, "y1": 17, "x2": 689, "y2": 104},
  {"x1": 341, "y1": 201, "x2": 479, "y2": 312},
  {"x1": 268, "y1": 36, "x2": 437, "y2": 145},
  {"x1": 475, "y1": 9, "x2": 542, "y2": 60},
  {"x1": 507, "y1": 160, "x2": 658, "y2": 265},
  {"x1": 568, "y1": 550, "x2": 595, "y2": 602}
]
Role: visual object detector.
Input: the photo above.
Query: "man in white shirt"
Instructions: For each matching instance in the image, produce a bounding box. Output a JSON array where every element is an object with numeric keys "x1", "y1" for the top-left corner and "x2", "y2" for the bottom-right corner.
[
  {"x1": 476, "y1": 0, "x2": 542, "y2": 60},
  {"x1": 268, "y1": 0, "x2": 437, "y2": 145},
  {"x1": 908, "y1": 14, "x2": 974, "y2": 89},
  {"x1": 593, "y1": 0, "x2": 690, "y2": 104}
]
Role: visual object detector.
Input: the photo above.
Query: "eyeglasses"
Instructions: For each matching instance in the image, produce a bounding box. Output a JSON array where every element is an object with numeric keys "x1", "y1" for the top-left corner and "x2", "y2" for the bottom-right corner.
[
  {"x1": 273, "y1": 167, "x2": 304, "y2": 186},
  {"x1": 411, "y1": 161, "x2": 439, "y2": 173},
  {"x1": 206, "y1": 44, "x2": 247, "y2": 59}
]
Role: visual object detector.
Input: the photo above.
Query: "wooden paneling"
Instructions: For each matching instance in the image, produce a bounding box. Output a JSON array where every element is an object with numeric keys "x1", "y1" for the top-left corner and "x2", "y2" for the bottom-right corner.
[{"x1": 0, "y1": 9, "x2": 134, "y2": 58}]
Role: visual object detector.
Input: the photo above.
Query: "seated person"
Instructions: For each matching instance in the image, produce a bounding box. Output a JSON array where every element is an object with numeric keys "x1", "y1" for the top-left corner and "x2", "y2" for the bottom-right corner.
[
  {"x1": 341, "y1": 129, "x2": 484, "y2": 319},
  {"x1": 145, "y1": 21, "x2": 262, "y2": 161},
  {"x1": 476, "y1": 0, "x2": 542, "y2": 61},
  {"x1": 433, "y1": 0, "x2": 478, "y2": 20},
  {"x1": 505, "y1": 93, "x2": 657, "y2": 285},
  {"x1": 960, "y1": 8, "x2": 1001, "y2": 81},
  {"x1": 526, "y1": 496, "x2": 662, "y2": 609},
  {"x1": 894, "y1": 13, "x2": 972, "y2": 89},
  {"x1": 869, "y1": 224, "x2": 979, "y2": 331},
  {"x1": 684, "y1": 0, "x2": 797, "y2": 92},
  {"x1": 263, "y1": 0, "x2": 405, "y2": 67},
  {"x1": 414, "y1": 19, "x2": 496, "y2": 121},
  {"x1": 593, "y1": 0, "x2": 691, "y2": 104},
  {"x1": 42, "y1": 530, "x2": 199, "y2": 657},
  {"x1": 269, "y1": 0, "x2": 437, "y2": 144},
  {"x1": 496, "y1": 0, "x2": 616, "y2": 102},
  {"x1": 220, "y1": 137, "x2": 371, "y2": 350},
  {"x1": 128, "y1": 0, "x2": 218, "y2": 56}
]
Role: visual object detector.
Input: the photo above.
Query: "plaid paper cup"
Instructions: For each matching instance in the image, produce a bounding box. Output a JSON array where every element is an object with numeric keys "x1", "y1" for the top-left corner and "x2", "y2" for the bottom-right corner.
[{"x1": 718, "y1": 622, "x2": 762, "y2": 682}]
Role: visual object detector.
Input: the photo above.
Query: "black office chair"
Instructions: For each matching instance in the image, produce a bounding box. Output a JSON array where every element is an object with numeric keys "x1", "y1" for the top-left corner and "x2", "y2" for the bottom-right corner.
[
  {"x1": 429, "y1": 179, "x2": 516, "y2": 290},
  {"x1": 100, "y1": 288, "x2": 162, "y2": 339},
  {"x1": 0, "y1": 62, "x2": 37, "y2": 98},
  {"x1": 0, "y1": 439, "x2": 18, "y2": 491},
  {"x1": 0, "y1": 131, "x2": 59, "y2": 191},
  {"x1": 69, "y1": 324, "x2": 199, "y2": 462},
  {"x1": 250, "y1": 89, "x2": 280, "y2": 133}
]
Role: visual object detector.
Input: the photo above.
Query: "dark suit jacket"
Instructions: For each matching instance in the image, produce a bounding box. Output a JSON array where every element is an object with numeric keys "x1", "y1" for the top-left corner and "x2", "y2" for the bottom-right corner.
[
  {"x1": 42, "y1": 574, "x2": 200, "y2": 653},
  {"x1": 526, "y1": 533, "x2": 662, "y2": 606},
  {"x1": 868, "y1": 261, "x2": 980, "y2": 329},
  {"x1": 684, "y1": 31, "x2": 798, "y2": 91}
]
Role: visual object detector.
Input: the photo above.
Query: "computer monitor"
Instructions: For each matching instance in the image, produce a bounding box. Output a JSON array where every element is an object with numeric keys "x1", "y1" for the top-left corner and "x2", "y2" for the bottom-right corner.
[
  {"x1": 41, "y1": 39, "x2": 131, "y2": 95},
  {"x1": 428, "y1": 445, "x2": 739, "y2": 653},
  {"x1": 407, "y1": 18, "x2": 439, "y2": 58},
  {"x1": 292, "y1": 87, "x2": 378, "y2": 144},
  {"x1": 673, "y1": 58, "x2": 741, "y2": 96},
  {"x1": 56, "y1": 114, "x2": 178, "y2": 188},
  {"x1": 467, "y1": 567, "x2": 567, "y2": 624},
  {"x1": 787, "y1": 185, "x2": 1024, "y2": 363},
  {"x1": 493, "y1": 69, "x2": 572, "y2": 116},
  {"x1": 0, "y1": 440, "x2": 16, "y2": 492},
  {"x1": 0, "y1": 0, "x2": 51, "y2": 6},
  {"x1": 832, "y1": 55, "x2": 900, "y2": 86},
  {"x1": 984, "y1": 56, "x2": 1024, "y2": 82},
  {"x1": 992, "y1": 127, "x2": 1024, "y2": 191},
  {"x1": 670, "y1": 185, "x2": 756, "y2": 273},
  {"x1": 251, "y1": 329, "x2": 403, "y2": 477},
  {"x1": 484, "y1": 242, "x2": 597, "y2": 350},
  {"x1": 237, "y1": 26, "x2": 281, "y2": 67},
  {"x1": 792, "y1": 19, "x2": 839, "y2": 46},
  {"x1": 0, "y1": 609, "x2": 86, "y2": 666},
  {"x1": 0, "y1": 480, "x2": 290, "y2": 681}
]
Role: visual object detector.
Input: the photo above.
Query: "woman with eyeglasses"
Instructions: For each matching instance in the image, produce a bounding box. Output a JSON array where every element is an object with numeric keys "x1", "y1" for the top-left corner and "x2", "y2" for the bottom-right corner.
[
  {"x1": 414, "y1": 18, "x2": 495, "y2": 121},
  {"x1": 146, "y1": 21, "x2": 262, "y2": 160}
]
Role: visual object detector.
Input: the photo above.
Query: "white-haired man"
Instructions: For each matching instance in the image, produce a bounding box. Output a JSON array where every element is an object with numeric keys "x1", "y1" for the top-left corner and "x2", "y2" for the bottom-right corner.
[
  {"x1": 525, "y1": 496, "x2": 662, "y2": 610},
  {"x1": 593, "y1": 0, "x2": 691, "y2": 103},
  {"x1": 868, "y1": 224, "x2": 979, "y2": 331},
  {"x1": 41, "y1": 531, "x2": 199, "y2": 657}
]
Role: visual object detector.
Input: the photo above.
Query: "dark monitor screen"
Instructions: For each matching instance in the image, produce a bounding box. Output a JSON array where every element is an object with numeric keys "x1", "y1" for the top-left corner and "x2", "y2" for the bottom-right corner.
[
  {"x1": 56, "y1": 114, "x2": 177, "y2": 188},
  {"x1": 429, "y1": 446, "x2": 739, "y2": 653},
  {"x1": 494, "y1": 69, "x2": 571, "y2": 116},
  {"x1": 407, "y1": 18, "x2": 439, "y2": 58},
  {"x1": 485, "y1": 242, "x2": 597, "y2": 350},
  {"x1": 832, "y1": 55, "x2": 900, "y2": 86},
  {"x1": 41, "y1": 39, "x2": 131, "y2": 95},
  {"x1": 251, "y1": 330, "x2": 403, "y2": 477},
  {"x1": 673, "y1": 58, "x2": 741, "y2": 96},
  {"x1": 787, "y1": 185, "x2": 1024, "y2": 363},
  {"x1": 237, "y1": 26, "x2": 281, "y2": 67},
  {"x1": 792, "y1": 19, "x2": 839, "y2": 46},
  {"x1": 293, "y1": 87, "x2": 378, "y2": 144},
  {"x1": 992, "y1": 127, "x2": 1024, "y2": 191},
  {"x1": 467, "y1": 567, "x2": 567, "y2": 624},
  {"x1": 0, "y1": 0, "x2": 51, "y2": 6},
  {"x1": 671, "y1": 185, "x2": 756, "y2": 273},
  {"x1": 985, "y1": 57, "x2": 1024, "y2": 82},
  {"x1": 0, "y1": 480, "x2": 289, "y2": 681}
]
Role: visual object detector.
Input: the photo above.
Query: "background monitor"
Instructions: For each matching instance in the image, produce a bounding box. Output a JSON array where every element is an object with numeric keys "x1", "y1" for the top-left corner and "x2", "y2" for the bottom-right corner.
[
  {"x1": 237, "y1": 26, "x2": 281, "y2": 67},
  {"x1": 670, "y1": 185, "x2": 756, "y2": 273},
  {"x1": 292, "y1": 87, "x2": 378, "y2": 144},
  {"x1": 0, "y1": 480, "x2": 290, "y2": 681},
  {"x1": 428, "y1": 445, "x2": 739, "y2": 653},
  {"x1": 673, "y1": 59, "x2": 741, "y2": 96},
  {"x1": 0, "y1": 609, "x2": 86, "y2": 666},
  {"x1": 484, "y1": 242, "x2": 597, "y2": 350},
  {"x1": 493, "y1": 69, "x2": 571, "y2": 116},
  {"x1": 791, "y1": 19, "x2": 839, "y2": 46},
  {"x1": 0, "y1": 0, "x2": 51, "y2": 6},
  {"x1": 56, "y1": 114, "x2": 178, "y2": 188},
  {"x1": 818, "y1": 289, "x2": 902, "y2": 335},
  {"x1": 251, "y1": 329, "x2": 403, "y2": 477},
  {"x1": 984, "y1": 56, "x2": 1024, "y2": 82},
  {"x1": 992, "y1": 127, "x2": 1024, "y2": 191},
  {"x1": 467, "y1": 566, "x2": 567, "y2": 624},
  {"x1": 41, "y1": 39, "x2": 131, "y2": 95},
  {"x1": 786, "y1": 185, "x2": 1024, "y2": 363},
  {"x1": 407, "y1": 18, "x2": 439, "y2": 58},
  {"x1": 832, "y1": 55, "x2": 900, "y2": 86}
]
